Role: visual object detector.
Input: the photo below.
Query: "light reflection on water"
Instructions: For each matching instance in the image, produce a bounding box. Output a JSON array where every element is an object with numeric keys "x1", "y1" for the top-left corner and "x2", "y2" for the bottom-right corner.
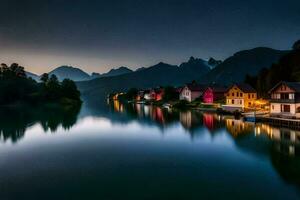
[{"x1": 0, "y1": 101, "x2": 300, "y2": 199}]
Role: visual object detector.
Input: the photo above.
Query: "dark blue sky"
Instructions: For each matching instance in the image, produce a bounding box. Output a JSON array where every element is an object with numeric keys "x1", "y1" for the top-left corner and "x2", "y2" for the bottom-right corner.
[{"x1": 0, "y1": 0, "x2": 299, "y2": 74}]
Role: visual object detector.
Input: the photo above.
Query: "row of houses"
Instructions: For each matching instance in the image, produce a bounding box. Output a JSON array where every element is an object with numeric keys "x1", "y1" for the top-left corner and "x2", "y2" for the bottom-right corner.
[
  {"x1": 136, "y1": 88, "x2": 165, "y2": 101},
  {"x1": 179, "y1": 83, "x2": 258, "y2": 110},
  {"x1": 180, "y1": 81, "x2": 300, "y2": 119},
  {"x1": 130, "y1": 81, "x2": 300, "y2": 119}
]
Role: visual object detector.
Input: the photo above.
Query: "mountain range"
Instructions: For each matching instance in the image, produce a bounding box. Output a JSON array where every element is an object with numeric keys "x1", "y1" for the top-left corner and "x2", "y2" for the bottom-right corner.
[
  {"x1": 77, "y1": 58, "x2": 211, "y2": 101},
  {"x1": 199, "y1": 47, "x2": 288, "y2": 84},
  {"x1": 26, "y1": 66, "x2": 134, "y2": 82},
  {"x1": 24, "y1": 46, "x2": 289, "y2": 101},
  {"x1": 90, "y1": 66, "x2": 133, "y2": 79},
  {"x1": 76, "y1": 47, "x2": 288, "y2": 101}
]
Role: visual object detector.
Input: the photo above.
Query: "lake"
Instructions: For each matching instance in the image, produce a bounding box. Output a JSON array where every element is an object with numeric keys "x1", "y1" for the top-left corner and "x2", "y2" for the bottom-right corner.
[{"x1": 0, "y1": 100, "x2": 300, "y2": 199}]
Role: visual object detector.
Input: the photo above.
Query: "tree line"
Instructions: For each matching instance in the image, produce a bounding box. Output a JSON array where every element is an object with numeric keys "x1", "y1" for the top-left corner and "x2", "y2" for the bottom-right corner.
[
  {"x1": 0, "y1": 63, "x2": 81, "y2": 105},
  {"x1": 245, "y1": 40, "x2": 300, "y2": 97}
]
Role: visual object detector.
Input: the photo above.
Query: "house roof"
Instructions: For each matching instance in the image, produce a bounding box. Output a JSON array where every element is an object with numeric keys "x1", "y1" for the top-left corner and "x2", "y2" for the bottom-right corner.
[
  {"x1": 228, "y1": 83, "x2": 256, "y2": 93},
  {"x1": 185, "y1": 83, "x2": 207, "y2": 92},
  {"x1": 205, "y1": 86, "x2": 227, "y2": 93},
  {"x1": 150, "y1": 87, "x2": 164, "y2": 94},
  {"x1": 268, "y1": 81, "x2": 300, "y2": 93}
]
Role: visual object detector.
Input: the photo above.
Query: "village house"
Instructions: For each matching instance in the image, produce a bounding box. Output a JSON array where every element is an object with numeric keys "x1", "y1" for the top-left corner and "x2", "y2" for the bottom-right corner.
[
  {"x1": 202, "y1": 86, "x2": 227, "y2": 104},
  {"x1": 150, "y1": 88, "x2": 164, "y2": 101},
  {"x1": 179, "y1": 83, "x2": 206, "y2": 102},
  {"x1": 223, "y1": 83, "x2": 257, "y2": 111},
  {"x1": 143, "y1": 90, "x2": 153, "y2": 100},
  {"x1": 269, "y1": 81, "x2": 300, "y2": 118},
  {"x1": 136, "y1": 90, "x2": 146, "y2": 101}
]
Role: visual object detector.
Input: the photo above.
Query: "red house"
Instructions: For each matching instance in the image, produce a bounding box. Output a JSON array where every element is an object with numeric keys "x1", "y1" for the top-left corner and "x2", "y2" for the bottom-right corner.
[
  {"x1": 150, "y1": 88, "x2": 164, "y2": 101},
  {"x1": 203, "y1": 86, "x2": 227, "y2": 104}
]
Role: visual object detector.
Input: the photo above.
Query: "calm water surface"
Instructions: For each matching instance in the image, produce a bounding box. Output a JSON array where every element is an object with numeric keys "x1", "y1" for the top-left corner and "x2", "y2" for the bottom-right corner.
[{"x1": 0, "y1": 101, "x2": 300, "y2": 199}]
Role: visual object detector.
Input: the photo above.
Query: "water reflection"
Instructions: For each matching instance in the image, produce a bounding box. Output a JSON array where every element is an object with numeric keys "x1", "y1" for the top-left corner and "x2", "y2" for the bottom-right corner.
[
  {"x1": 109, "y1": 101, "x2": 300, "y2": 152},
  {"x1": 108, "y1": 101, "x2": 300, "y2": 189},
  {"x1": 0, "y1": 100, "x2": 300, "y2": 198},
  {"x1": 0, "y1": 105, "x2": 81, "y2": 143}
]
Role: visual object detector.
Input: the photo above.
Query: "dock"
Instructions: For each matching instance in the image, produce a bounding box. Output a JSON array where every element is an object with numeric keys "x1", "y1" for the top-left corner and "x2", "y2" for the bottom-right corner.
[{"x1": 256, "y1": 116, "x2": 300, "y2": 130}]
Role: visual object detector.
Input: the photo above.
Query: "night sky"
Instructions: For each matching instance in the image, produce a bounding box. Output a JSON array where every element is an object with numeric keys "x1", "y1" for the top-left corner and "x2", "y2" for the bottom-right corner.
[{"x1": 0, "y1": 0, "x2": 299, "y2": 74}]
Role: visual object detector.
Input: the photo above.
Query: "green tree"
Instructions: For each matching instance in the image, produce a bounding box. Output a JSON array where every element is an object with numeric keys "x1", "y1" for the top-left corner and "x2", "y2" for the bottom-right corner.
[
  {"x1": 126, "y1": 88, "x2": 138, "y2": 100},
  {"x1": 293, "y1": 40, "x2": 300, "y2": 50},
  {"x1": 9, "y1": 63, "x2": 26, "y2": 78},
  {"x1": 40, "y1": 73, "x2": 49, "y2": 83},
  {"x1": 163, "y1": 86, "x2": 178, "y2": 101},
  {"x1": 45, "y1": 74, "x2": 61, "y2": 101},
  {"x1": 61, "y1": 79, "x2": 81, "y2": 100}
]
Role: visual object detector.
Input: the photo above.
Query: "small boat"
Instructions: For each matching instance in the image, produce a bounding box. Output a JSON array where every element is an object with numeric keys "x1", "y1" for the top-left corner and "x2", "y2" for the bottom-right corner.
[
  {"x1": 162, "y1": 103, "x2": 171, "y2": 109},
  {"x1": 244, "y1": 116, "x2": 256, "y2": 122}
]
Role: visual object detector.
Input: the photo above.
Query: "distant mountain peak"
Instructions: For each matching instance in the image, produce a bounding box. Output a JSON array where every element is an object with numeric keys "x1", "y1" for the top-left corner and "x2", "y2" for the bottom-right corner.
[
  {"x1": 208, "y1": 57, "x2": 222, "y2": 68},
  {"x1": 107, "y1": 66, "x2": 132, "y2": 73},
  {"x1": 136, "y1": 67, "x2": 146, "y2": 72},
  {"x1": 49, "y1": 65, "x2": 90, "y2": 81},
  {"x1": 90, "y1": 66, "x2": 133, "y2": 80},
  {"x1": 179, "y1": 56, "x2": 211, "y2": 74}
]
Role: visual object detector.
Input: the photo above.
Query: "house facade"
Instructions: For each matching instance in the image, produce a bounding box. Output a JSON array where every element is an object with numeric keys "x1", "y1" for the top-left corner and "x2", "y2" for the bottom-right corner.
[
  {"x1": 224, "y1": 83, "x2": 257, "y2": 111},
  {"x1": 269, "y1": 81, "x2": 300, "y2": 118},
  {"x1": 150, "y1": 88, "x2": 164, "y2": 101},
  {"x1": 144, "y1": 91, "x2": 153, "y2": 100},
  {"x1": 179, "y1": 83, "x2": 206, "y2": 102},
  {"x1": 203, "y1": 86, "x2": 227, "y2": 104},
  {"x1": 136, "y1": 90, "x2": 145, "y2": 101}
]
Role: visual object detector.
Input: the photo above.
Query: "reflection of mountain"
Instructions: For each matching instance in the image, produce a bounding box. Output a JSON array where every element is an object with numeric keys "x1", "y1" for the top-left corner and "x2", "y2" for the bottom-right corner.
[
  {"x1": 271, "y1": 151, "x2": 300, "y2": 187},
  {"x1": 0, "y1": 105, "x2": 81, "y2": 143}
]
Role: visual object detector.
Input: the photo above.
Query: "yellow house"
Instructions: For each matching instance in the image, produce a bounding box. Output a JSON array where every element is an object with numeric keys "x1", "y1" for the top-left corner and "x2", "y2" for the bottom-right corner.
[{"x1": 224, "y1": 83, "x2": 257, "y2": 111}]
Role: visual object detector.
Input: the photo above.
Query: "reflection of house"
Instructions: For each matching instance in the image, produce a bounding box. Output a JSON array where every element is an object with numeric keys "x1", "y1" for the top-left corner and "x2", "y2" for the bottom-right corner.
[
  {"x1": 224, "y1": 83, "x2": 257, "y2": 111},
  {"x1": 269, "y1": 81, "x2": 300, "y2": 118},
  {"x1": 179, "y1": 111, "x2": 202, "y2": 131},
  {"x1": 225, "y1": 118, "x2": 254, "y2": 137},
  {"x1": 203, "y1": 86, "x2": 227, "y2": 104},
  {"x1": 203, "y1": 113, "x2": 215, "y2": 130},
  {"x1": 272, "y1": 128, "x2": 300, "y2": 144},
  {"x1": 179, "y1": 83, "x2": 206, "y2": 102},
  {"x1": 272, "y1": 128, "x2": 300, "y2": 156},
  {"x1": 113, "y1": 100, "x2": 124, "y2": 113}
]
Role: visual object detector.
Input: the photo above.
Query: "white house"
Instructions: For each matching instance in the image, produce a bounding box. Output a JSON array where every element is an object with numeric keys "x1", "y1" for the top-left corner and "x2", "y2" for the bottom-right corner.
[
  {"x1": 269, "y1": 81, "x2": 300, "y2": 118},
  {"x1": 179, "y1": 83, "x2": 206, "y2": 102}
]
